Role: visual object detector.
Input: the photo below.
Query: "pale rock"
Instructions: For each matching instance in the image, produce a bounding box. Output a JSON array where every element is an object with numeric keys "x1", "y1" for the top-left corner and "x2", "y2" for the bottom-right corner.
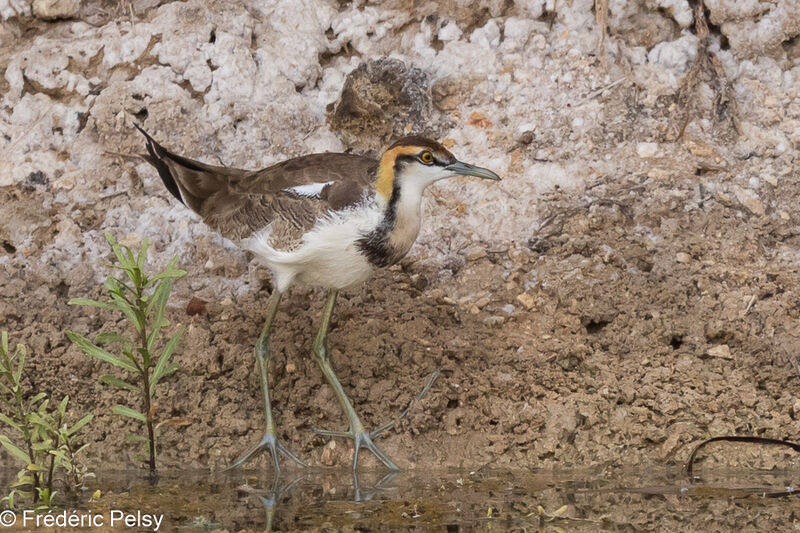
[
  {"x1": 516, "y1": 0, "x2": 546, "y2": 18},
  {"x1": 733, "y1": 186, "x2": 765, "y2": 216},
  {"x1": 637, "y1": 142, "x2": 659, "y2": 158},
  {"x1": 649, "y1": 0, "x2": 693, "y2": 28},
  {"x1": 707, "y1": 345, "x2": 732, "y2": 359},
  {"x1": 438, "y1": 20, "x2": 462, "y2": 42},
  {"x1": 469, "y1": 19, "x2": 501, "y2": 49},
  {"x1": 676, "y1": 252, "x2": 691, "y2": 263},
  {"x1": 483, "y1": 315, "x2": 505, "y2": 327},
  {"x1": 516, "y1": 292, "x2": 536, "y2": 310},
  {"x1": 464, "y1": 246, "x2": 487, "y2": 261},
  {"x1": 647, "y1": 32, "x2": 699, "y2": 74},
  {"x1": 33, "y1": 0, "x2": 79, "y2": 20}
]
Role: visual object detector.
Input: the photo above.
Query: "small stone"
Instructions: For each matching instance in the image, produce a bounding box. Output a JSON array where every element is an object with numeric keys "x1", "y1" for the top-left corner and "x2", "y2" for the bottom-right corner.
[
  {"x1": 733, "y1": 186, "x2": 765, "y2": 216},
  {"x1": 483, "y1": 315, "x2": 505, "y2": 327},
  {"x1": 467, "y1": 112, "x2": 492, "y2": 129},
  {"x1": 792, "y1": 399, "x2": 800, "y2": 419},
  {"x1": 474, "y1": 296, "x2": 491, "y2": 309},
  {"x1": 285, "y1": 362, "x2": 296, "y2": 373},
  {"x1": 220, "y1": 298, "x2": 233, "y2": 306},
  {"x1": 685, "y1": 138, "x2": 719, "y2": 158},
  {"x1": 33, "y1": 0, "x2": 80, "y2": 20},
  {"x1": 118, "y1": 233, "x2": 142, "y2": 248},
  {"x1": 636, "y1": 142, "x2": 659, "y2": 158},
  {"x1": 321, "y1": 440, "x2": 336, "y2": 466},
  {"x1": 517, "y1": 130, "x2": 535, "y2": 145},
  {"x1": 706, "y1": 344, "x2": 732, "y2": 359},
  {"x1": 676, "y1": 252, "x2": 691, "y2": 263},
  {"x1": 185, "y1": 297, "x2": 207, "y2": 316},
  {"x1": 464, "y1": 246, "x2": 487, "y2": 261},
  {"x1": 764, "y1": 175, "x2": 778, "y2": 186},
  {"x1": 516, "y1": 292, "x2": 535, "y2": 310}
]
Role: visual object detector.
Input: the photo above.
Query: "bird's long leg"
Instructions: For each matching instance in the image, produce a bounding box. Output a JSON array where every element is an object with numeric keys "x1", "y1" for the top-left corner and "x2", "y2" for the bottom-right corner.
[
  {"x1": 310, "y1": 289, "x2": 400, "y2": 472},
  {"x1": 228, "y1": 290, "x2": 306, "y2": 472}
]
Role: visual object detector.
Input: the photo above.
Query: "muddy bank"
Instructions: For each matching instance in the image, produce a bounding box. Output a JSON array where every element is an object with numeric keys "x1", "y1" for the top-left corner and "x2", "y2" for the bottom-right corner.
[{"x1": 1, "y1": 0, "x2": 799, "y2": 473}]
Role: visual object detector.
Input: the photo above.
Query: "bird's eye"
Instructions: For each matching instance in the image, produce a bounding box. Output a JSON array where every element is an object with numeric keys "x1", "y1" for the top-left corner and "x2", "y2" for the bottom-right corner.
[{"x1": 420, "y1": 151, "x2": 434, "y2": 164}]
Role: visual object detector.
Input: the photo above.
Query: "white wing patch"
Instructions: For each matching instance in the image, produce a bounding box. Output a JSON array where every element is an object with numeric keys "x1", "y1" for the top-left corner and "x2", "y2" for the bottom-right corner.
[{"x1": 283, "y1": 181, "x2": 334, "y2": 198}]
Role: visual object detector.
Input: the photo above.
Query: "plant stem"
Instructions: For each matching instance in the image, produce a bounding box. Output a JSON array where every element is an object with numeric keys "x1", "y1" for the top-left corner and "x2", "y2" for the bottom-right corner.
[
  {"x1": 135, "y1": 283, "x2": 157, "y2": 474},
  {"x1": 13, "y1": 389, "x2": 40, "y2": 502}
]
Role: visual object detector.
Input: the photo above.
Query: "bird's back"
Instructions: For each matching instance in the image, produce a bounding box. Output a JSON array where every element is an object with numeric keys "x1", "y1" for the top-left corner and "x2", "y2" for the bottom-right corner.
[{"x1": 137, "y1": 126, "x2": 378, "y2": 247}]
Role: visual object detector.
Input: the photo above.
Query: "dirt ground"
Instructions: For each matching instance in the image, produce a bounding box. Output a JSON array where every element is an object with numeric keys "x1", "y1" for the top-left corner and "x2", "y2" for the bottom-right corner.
[
  {"x1": 1, "y1": 0, "x2": 800, "y2": 476},
  {"x1": 5, "y1": 140, "x2": 800, "y2": 473}
]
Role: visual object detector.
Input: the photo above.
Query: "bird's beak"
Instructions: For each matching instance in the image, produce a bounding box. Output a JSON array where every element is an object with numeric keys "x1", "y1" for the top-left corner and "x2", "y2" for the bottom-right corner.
[{"x1": 445, "y1": 161, "x2": 501, "y2": 181}]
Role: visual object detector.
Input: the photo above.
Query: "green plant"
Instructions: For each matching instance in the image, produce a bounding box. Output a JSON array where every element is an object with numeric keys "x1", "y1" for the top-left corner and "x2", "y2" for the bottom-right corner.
[
  {"x1": 0, "y1": 332, "x2": 93, "y2": 510},
  {"x1": 67, "y1": 233, "x2": 186, "y2": 474}
]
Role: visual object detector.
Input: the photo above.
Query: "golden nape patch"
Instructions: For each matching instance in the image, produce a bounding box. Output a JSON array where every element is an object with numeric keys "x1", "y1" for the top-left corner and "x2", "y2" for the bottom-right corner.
[{"x1": 376, "y1": 145, "x2": 422, "y2": 200}]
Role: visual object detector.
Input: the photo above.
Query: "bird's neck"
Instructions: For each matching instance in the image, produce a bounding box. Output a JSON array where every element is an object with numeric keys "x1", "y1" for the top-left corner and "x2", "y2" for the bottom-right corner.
[{"x1": 358, "y1": 183, "x2": 424, "y2": 267}]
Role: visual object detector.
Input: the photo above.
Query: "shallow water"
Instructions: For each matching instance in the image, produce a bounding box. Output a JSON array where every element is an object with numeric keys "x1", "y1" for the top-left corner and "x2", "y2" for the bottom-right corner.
[{"x1": 1, "y1": 467, "x2": 798, "y2": 531}]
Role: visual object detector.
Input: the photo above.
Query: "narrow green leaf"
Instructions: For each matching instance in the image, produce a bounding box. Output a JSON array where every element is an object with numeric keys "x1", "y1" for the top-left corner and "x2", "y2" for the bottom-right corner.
[
  {"x1": 146, "y1": 279, "x2": 173, "y2": 353},
  {"x1": 66, "y1": 331, "x2": 138, "y2": 372},
  {"x1": 58, "y1": 396, "x2": 68, "y2": 418},
  {"x1": 150, "y1": 328, "x2": 183, "y2": 395},
  {"x1": 100, "y1": 374, "x2": 139, "y2": 392},
  {"x1": 0, "y1": 435, "x2": 31, "y2": 463},
  {"x1": 2, "y1": 331, "x2": 8, "y2": 354},
  {"x1": 67, "y1": 414, "x2": 93, "y2": 436},
  {"x1": 146, "y1": 257, "x2": 187, "y2": 286},
  {"x1": 109, "y1": 293, "x2": 144, "y2": 333},
  {"x1": 106, "y1": 233, "x2": 128, "y2": 266},
  {"x1": 72, "y1": 443, "x2": 90, "y2": 456},
  {"x1": 27, "y1": 392, "x2": 47, "y2": 409},
  {"x1": 94, "y1": 332, "x2": 132, "y2": 346},
  {"x1": 67, "y1": 298, "x2": 116, "y2": 310},
  {"x1": 0, "y1": 413, "x2": 22, "y2": 433},
  {"x1": 112, "y1": 405, "x2": 146, "y2": 423},
  {"x1": 12, "y1": 344, "x2": 25, "y2": 385},
  {"x1": 124, "y1": 434, "x2": 149, "y2": 444}
]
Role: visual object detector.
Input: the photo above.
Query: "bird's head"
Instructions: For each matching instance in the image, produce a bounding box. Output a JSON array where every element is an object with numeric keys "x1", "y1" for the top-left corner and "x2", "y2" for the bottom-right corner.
[{"x1": 375, "y1": 136, "x2": 500, "y2": 201}]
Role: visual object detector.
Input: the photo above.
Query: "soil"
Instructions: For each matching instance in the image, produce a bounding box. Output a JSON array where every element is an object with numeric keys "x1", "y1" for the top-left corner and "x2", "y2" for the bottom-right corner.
[
  {"x1": 1, "y1": 0, "x2": 800, "y2": 478},
  {"x1": 4, "y1": 146, "x2": 800, "y2": 473}
]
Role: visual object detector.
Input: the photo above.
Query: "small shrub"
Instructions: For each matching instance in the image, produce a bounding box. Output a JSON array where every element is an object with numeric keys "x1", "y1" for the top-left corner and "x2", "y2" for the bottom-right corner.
[
  {"x1": 0, "y1": 332, "x2": 93, "y2": 510},
  {"x1": 67, "y1": 233, "x2": 186, "y2": 475}
]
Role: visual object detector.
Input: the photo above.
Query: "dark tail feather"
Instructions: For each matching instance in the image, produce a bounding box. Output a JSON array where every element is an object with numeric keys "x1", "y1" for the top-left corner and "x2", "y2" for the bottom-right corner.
[{"x1": 134, "y1": 124, "x2": 186, "y2": 206}]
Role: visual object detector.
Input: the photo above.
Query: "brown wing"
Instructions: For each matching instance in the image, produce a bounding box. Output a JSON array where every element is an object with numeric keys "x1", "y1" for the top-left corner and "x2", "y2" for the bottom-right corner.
[{"x1": 136, "y1": 126, "x2": 377, "y2": 243}]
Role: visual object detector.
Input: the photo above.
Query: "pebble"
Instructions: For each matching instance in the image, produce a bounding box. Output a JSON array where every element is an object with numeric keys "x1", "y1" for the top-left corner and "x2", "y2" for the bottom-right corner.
[
  {"x1": 474, "y1": 296, "x2": 491, "y2": 308},
  {"x1": 464, "y1": 246, "x2": 487, "y2": 261},
  {"x1": 676, "y1": 252, "x2": 691, "y2": 263},
  {"x1": 483, "y1": 315, "x2": 505, "y2": 327},
  {"x1": 706, "y1": 344, "x2": 732, "y2": 359},
  {"x1": 636, "y1": 142, "x2": 659, "y2": 158},
  {"x1": 33, "y1": 0, "x2": 80, "y2": 20},
  {"x1": 516, "y1": 292, "x2": 536, "y2": 310},
  {"x1": 733, "y1": 186, "x2": 765, "y2": 216}
]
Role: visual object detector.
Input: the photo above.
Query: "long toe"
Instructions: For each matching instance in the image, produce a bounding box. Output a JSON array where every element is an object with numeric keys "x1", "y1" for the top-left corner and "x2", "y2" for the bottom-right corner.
[
  {"x1": 353, "y1": 431, "x2": 400, "y2": 472},
  {"x1": 227, "y1": 434, "x2": 306, "y2": 472}
]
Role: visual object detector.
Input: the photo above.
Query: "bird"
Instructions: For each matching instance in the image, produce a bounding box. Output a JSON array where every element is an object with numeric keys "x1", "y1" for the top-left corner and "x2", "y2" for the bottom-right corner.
[{"x1": 135, "y1": 124, "x2": 500, "y2": 473}]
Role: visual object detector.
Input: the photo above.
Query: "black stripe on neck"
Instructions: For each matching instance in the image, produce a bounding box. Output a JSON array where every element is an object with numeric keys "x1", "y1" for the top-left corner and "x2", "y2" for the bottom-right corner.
[{"x1": 357, "y1": 176, "x2": 402, "y2": 267}]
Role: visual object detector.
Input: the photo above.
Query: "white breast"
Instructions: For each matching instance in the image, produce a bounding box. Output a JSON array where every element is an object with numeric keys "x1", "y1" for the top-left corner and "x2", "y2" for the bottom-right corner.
[{"x1": 245, "y1": 199, "x2": 384, "y2": 292}]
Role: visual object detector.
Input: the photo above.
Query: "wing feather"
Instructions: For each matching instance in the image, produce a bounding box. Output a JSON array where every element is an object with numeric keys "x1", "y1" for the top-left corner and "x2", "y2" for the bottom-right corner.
[{"x1": 136, "y1": 127, "x2": 378, "y2": 242}]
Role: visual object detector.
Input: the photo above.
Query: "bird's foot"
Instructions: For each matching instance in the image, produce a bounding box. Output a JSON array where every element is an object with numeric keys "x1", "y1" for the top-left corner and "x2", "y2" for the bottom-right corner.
[
  {"x1": 227, "y1": 433, "x2": 306, "y2": 473},
  {"x1": 311, "y1": 426, "x2": 400, "y2": 472}
]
